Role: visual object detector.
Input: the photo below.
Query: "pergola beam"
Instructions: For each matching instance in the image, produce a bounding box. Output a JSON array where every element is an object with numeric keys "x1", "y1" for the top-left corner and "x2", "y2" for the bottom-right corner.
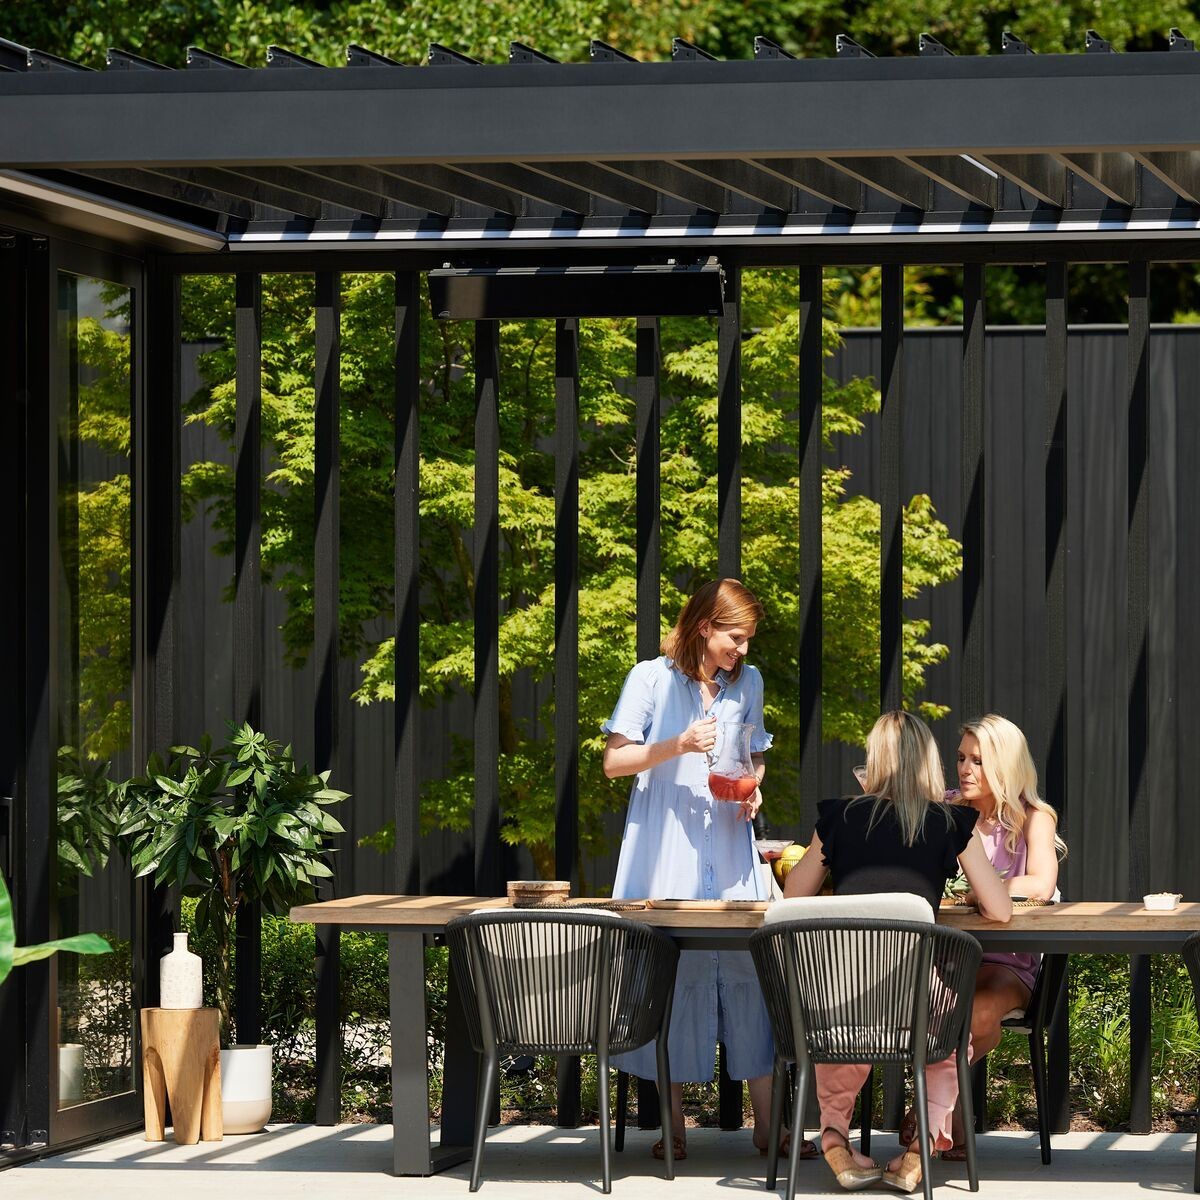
[{"x1": 7, "y1": 57, "x2": 1200, "y2": 168}]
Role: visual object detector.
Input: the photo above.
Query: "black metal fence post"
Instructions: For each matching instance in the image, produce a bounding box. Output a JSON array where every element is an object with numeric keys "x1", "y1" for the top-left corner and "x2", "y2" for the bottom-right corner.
[
  {"x1": 798, "y1": 266, "x2": 823, "y2": 833},
  {"x1": 473, "y1": 319, "x2": 501, "y2": 899},
  {"x1": 233, "y1": 271, "x2": 263, "y2": 1045},
  {"x1": 394, "y1": 272, "x2": 421, "y2": 895},
  {"x1": 1042, "y1": 260, "x2": 1072, "y2": 1132},
  {"x1": 1126, "y1": 260, "x2": 1152, "y2": 1135},
  {"x1": 313, "y1": 269, "x2": 342, "y2": 1125}
]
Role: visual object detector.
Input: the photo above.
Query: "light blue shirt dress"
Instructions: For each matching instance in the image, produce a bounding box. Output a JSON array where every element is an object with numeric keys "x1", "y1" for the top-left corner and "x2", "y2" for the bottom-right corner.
[{"x1": 602, "y1": 655, "x2": 776, "y2": 1082}]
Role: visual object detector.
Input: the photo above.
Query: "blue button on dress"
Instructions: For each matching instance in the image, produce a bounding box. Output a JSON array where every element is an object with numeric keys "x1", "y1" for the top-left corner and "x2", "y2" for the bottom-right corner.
[{"x1": 602, "y1": 655, "x2": 775, "y2": 1083}]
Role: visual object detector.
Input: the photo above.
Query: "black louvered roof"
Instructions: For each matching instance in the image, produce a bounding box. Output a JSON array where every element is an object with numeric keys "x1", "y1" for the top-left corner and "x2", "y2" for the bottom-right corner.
[{"x1": 3, "y1": 30, "x2": 1200, "y2": 259}]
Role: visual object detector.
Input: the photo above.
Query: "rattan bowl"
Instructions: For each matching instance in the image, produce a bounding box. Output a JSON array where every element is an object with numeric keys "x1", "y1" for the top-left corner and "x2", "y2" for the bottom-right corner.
[{"x1": 506, "y1": 880, "x2": 571, "y2": 908}]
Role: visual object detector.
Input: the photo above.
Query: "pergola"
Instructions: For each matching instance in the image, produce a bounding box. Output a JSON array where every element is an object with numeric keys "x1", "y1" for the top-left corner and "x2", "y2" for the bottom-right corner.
[{"x1": 2, "y1": 27, "x2": 1198, "y2": 1158}]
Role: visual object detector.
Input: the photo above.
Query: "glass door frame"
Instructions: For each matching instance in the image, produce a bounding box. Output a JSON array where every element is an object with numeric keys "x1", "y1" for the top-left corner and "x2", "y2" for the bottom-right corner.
[{"x1": 15, "y1": 229, "x2": 150, "y2": 1151}]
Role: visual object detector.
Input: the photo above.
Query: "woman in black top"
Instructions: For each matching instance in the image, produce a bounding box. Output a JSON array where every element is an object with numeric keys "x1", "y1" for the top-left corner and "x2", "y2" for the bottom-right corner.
[{"x1": 783, "y1": 711, "x2": 1011, "y2": 1193}]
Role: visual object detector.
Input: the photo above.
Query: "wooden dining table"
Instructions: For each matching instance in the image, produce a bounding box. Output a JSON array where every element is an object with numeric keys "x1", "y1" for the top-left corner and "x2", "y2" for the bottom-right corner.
[{"x1": 289, "y1": 895, "x2": 1200, "y2": 1176}]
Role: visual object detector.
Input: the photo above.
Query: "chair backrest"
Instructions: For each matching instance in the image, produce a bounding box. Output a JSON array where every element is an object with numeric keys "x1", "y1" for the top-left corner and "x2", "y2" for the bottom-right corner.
[
  {"x1": 446, "y1": 910, "x2": 679, "y2": 1056},
  {"x1": 750, "y1": 915, "x2": 980, "y2": 1067}
]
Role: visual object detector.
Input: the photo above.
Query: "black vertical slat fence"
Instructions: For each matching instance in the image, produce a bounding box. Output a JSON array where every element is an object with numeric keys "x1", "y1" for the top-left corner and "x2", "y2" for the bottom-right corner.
[
  {"x1": 554, "y1": 317, "x2": 582, "y2": 1128},
  {"x1": 879, "y1": 265, "x2": 904, "y2": 713},
  {"x1": 233, "y1": 271, "x2": 263, "y2": 1045},
  {"x1": 313, "y1": 270, "x2": 342, "y2": 1125},
  {"x1": 798, "y1": 266, "x2": 823, "y2": 830},
  {"x1": 473, "y1": 320, "x2": 502, "y2": 897},
  {"x1": 1043, "y1": 263, "x2": 1071, "y2": 1132},
  {"x1": 393, "y1": 273, "x2": 421, "y2": 894},
  {"x1": 718, "y1": 266, "x2": 742, "y2": 579},
  {"x1": 960, "y1": 263, "x2": 986, "y2": 722},
  {"x1": 1126, "y1": 261, "x2": 1152, "y2": 1134}
]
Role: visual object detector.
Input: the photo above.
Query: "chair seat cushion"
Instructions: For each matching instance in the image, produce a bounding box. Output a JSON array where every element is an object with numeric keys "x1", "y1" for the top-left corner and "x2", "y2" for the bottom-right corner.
[{"x1": 763, "y1": 892, "x2": 934, "y2": 925}]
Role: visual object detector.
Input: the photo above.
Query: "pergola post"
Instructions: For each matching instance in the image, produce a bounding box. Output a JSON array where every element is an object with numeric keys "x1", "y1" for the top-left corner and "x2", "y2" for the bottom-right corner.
[
  {"x1": 1043, "y1": 260, "x2": 1072, "y2": 1133},
  {"x1": 798, "y1": 265, "x2": 823, "y2": 833},
  {"x1": 234, "y1": 271, "x2": 263, "y2": 1045},
  {"x1": 879, "y1": 264, "x2": 904, "y2": 713},
  {"x1": 960, "y1": 263, "x2": 986, "y2": 722},
  {"x1": 313, "y1": 269, "x2": 342, "y2": 1126},
  {"x1": 1126, "y1": 260, "x2": 1152, "y2": 1135},
  {"x1": 394, "y1": 272, "x2": 422, "y2": 895},
  {"x1": 554, "y1": 317, "x2": 582, "y2": 1127},
  {"x1": 473, "y1": 319, "x2": 502, "y2": 898},
  {"x1": 141, "y1": 257, "x2": 182, "y2": 1007},
  {"x1": 718, "y1": 265, "x2": 742, "y2": 579}
]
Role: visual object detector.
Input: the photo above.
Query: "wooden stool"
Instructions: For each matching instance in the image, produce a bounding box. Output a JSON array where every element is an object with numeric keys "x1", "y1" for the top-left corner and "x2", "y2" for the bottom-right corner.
[{"x1": 140, "y1": 1007, "x2": 223, "y2": 1144}]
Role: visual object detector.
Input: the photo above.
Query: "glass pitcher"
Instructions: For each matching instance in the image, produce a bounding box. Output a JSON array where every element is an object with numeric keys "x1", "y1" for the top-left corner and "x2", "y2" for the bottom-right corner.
[{"x1": 707, "y1": 721, "x2": 757, "y2": 802}]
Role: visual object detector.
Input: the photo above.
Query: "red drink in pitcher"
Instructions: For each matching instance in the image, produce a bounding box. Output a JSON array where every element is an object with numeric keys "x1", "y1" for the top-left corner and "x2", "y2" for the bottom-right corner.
[{"x1": 707, "y1": 772, "x2": 758, "y2": 802}]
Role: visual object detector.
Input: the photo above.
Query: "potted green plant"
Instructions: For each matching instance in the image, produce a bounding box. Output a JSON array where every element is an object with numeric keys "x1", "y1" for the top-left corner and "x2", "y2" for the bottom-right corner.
[{"x1": 118, "y1": 723, "x2": 346, "y2": 1131}]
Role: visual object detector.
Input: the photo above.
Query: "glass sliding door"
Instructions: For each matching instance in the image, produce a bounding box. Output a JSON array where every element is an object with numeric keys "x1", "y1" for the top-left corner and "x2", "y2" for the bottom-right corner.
[{"x1": 50, "y1": 257, "x2": 141, "y2": 1135}]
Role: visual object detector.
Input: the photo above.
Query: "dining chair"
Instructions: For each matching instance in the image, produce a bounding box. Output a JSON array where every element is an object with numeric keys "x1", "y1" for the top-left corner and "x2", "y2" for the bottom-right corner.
[
  {"x1": 968, "y1": 952, "x2": 1068, "y2": 1164},
  {"x1": 445, "y1": 908, "x2": 679, "y2": 1193},
  {"x1": 1181, "y1": 931, "x2": 1200, "y2": 1193},
  {"x1": 750, "y1": 894, "x2": 982, "y2": 1200}
]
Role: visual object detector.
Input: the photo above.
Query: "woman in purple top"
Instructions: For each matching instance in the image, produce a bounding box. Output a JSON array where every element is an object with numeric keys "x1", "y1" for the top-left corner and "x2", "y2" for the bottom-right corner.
[{"x1": 902, "y1": 712, "x2": 1067, "y2": 1157}]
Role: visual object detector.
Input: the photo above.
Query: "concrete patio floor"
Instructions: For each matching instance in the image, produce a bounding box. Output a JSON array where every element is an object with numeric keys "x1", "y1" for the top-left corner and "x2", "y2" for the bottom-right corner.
[{"x1": 1, "y1": 1124, "x2": 1194, "y2": 1198}]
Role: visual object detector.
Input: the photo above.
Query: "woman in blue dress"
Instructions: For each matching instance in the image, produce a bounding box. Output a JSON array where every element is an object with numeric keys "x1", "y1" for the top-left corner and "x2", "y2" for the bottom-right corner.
[{"x1": 602, "y1": 579, "x2": 807, "y2": 1161}]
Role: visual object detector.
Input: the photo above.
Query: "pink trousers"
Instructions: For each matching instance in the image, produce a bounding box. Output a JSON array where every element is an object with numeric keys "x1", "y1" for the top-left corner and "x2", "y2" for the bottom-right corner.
[{"x1": 814, "y1": 1038, "x2": 972, "y2": 1153}]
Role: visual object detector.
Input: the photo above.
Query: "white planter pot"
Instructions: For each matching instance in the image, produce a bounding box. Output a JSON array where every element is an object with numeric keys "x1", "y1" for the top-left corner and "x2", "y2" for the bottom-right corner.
[{"x1": 220, "y1": 1044, "x2": 272, "y2": 1134}]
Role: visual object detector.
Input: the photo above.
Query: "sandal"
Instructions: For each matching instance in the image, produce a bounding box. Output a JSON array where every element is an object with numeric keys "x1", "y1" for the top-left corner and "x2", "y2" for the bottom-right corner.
[
  {"x1": 883, "y1": 1146, "x2": 924, "y2": 1194},
  {"x1": 651, "y1": 1134, "x2": 687, "y2": 1161},
  {"x1": 821, "y1": 1128, "x2": 883, "y2": 1192},
  {"x1": 940, "y1": 1142, "x2": 968, "y2": 1162},
  {"x1": 898, "y1": 1108, "x2": 917, "y2": 1148}
]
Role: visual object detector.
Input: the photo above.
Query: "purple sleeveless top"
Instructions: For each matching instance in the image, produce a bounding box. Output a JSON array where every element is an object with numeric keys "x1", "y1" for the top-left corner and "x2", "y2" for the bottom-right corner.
[{"x1": 978, "y1": 815, "x2": 1039, "y2": 994}]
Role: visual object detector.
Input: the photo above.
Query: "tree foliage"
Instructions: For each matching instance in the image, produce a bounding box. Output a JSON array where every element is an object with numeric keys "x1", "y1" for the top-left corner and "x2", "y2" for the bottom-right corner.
[{"x1": 178, "y1": 267, "x2": 961, "y2": 881}]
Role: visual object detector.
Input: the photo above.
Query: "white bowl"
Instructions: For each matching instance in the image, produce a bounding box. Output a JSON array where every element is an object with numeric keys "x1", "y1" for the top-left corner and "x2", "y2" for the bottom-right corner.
[{"x1": 1143, "y1": 892, "x2": 1182, "y2": 911}]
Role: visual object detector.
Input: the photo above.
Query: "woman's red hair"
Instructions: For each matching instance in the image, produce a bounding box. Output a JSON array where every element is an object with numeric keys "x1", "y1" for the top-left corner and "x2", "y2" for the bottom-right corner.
[{"x1": 660, "y1": 579, "x2": 763, "y2": 683}]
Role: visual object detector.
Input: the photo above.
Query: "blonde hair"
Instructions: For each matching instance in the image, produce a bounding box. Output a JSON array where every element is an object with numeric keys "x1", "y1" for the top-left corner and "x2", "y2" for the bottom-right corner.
[
  {"x1": 959, "y1": 714, "x2": 1068, "y2": 860},
  {"x1": 660, "y1": 579, "x2": 763, "y2": 684},
  {"x1": 856, "y1": 710, "x2": 951, "y2": 847}
]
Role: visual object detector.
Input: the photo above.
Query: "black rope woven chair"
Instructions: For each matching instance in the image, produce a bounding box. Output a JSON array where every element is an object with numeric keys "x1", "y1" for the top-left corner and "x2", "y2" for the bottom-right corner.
[
  {"x1": 968, "y1": 952, "x2": 1068, "y2": 1164},
  {"x1": 1182, "y1": 931, "x2": 1200, "y2": 1193},
  {"x1": 445, "y1": 909, "x2": 679, "y2": 1193},
  {"x1": 750, "y1": 898, "x2": 982, "y2": 1200}
]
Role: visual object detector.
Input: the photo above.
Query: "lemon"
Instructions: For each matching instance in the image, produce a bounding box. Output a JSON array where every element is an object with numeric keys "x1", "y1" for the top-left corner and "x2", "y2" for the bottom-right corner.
[{"x1": 772, "y1": 843, "x2": 806, "y2": 886}]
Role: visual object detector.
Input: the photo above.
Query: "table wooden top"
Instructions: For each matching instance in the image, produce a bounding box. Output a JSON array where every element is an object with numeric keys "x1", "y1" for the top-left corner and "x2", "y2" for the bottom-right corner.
[{"x1": 290, "y1": 894, "x2": 1200, "y2": 933}]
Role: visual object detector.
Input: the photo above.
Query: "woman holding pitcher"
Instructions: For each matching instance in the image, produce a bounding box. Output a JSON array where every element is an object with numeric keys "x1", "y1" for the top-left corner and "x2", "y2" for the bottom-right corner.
[{"x1": 603, "y1": 579, "x2": 808, "y2": 1160}]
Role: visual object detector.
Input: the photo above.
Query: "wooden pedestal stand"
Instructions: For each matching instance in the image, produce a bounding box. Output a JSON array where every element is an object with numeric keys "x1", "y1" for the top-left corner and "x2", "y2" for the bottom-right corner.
[{"x1": 140, "y1": 1007, "x2": 223, "y2": 1144}]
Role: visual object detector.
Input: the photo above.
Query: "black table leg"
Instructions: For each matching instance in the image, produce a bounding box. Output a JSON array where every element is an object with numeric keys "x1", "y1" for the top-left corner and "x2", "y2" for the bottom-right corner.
[
  {"x1": 388, "y1": 931, "x2": 471, "y2": 1174},
  {"x1": 1130, "y1": 954, "x2": 1152, "y2": 1134}
]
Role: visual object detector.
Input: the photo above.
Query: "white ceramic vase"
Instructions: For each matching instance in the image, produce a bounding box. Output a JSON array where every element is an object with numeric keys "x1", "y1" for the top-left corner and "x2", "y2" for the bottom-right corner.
[
  {"x1": 159, "y1": 932, "x2": 203, "y2": 1009},
  {"x1": 220, "y1": 1044, "x2": 273, "y2": 1134}
]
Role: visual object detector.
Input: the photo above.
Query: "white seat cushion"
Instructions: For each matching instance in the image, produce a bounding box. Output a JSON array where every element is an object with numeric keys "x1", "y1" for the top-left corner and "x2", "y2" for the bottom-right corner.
[{"x1": 763, "y1": 892, "x2": 934, "y2": 926}]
